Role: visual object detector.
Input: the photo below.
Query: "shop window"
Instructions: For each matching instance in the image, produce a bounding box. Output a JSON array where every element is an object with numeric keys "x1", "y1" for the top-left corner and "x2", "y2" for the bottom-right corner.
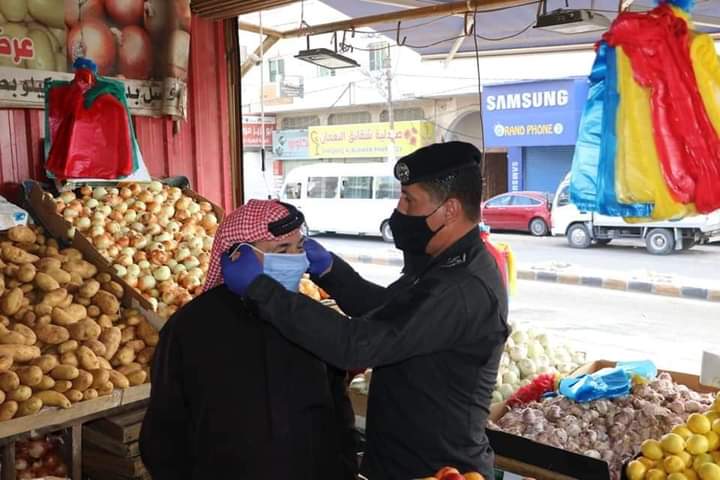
[
  {"x1": 380, "y1": 108, "x2": 425, "y2": 122},
  {"x1": 486, "y1": 195, "x2": 512, "y2": 207},
  {"x1": 375, "y1": 176, "x2": 401, "y2": 199},
  {"x1": 369, "y1": 42, "x2": 389, "y2": 72},
  {"x1": 283, "y1": 182, "x2": 302, "y2": 200},
  {"x1": 512, "y1": 196, "x2": 541, "y2": 206},
  {"x1": 269, "y1": 58, "x2": 285, "y2": 83},
  {"x1": 281, "y1": 115, "x2": 320, "y2": 130},
  {"x1": 341, "y1": 176, "x2": 373, "y2": 199},
  {"x1": 328, "y1": 111, "x2": 372, "y2": 125},
  {"x1": 307, "y1": 177, "x2": 338, "y2": 199}
]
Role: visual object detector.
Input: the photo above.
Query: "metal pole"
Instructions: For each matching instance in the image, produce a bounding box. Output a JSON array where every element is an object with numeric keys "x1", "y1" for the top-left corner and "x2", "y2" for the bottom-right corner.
[{"x1": 385, "y1": 46, "x2": 395, "y2": 163}]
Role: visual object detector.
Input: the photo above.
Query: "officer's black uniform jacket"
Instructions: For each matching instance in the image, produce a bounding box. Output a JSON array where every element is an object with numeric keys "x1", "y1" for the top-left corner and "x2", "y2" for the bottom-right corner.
[
  {"x1": 139, "y1": 286, "x2": 358, "y2": 480},
  {"x1": 246, "y1": 227, "x2": 510, "y2": 479}
]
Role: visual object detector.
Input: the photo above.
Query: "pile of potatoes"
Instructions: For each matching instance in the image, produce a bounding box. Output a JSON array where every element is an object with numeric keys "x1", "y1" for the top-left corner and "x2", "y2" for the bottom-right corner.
[{"x1": 0, "y1": 224, "x2": 156, "y2": 421}]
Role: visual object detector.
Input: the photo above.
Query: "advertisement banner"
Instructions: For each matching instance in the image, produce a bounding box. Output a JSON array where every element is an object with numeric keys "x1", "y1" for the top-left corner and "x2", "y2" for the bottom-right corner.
[
  {"x1": 0, "y1": 0, "x2": 190, "y2": 118},
  {"x1": 242, "y1": 115, "x2": 275, "y2": 149},
  {"x1": 308, "y1": 121, "x2": 435, "y2": 159},
  {"x1": 482, "y1": 79, "x2": 588, "y2": 148},
  {"x1": 272, "y1": 129, "x2": 309, "y2": 160}
]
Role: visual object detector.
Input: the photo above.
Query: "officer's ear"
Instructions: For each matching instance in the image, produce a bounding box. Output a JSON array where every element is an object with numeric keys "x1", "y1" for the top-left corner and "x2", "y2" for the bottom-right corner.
[{"x1": 443, "y1": 197, "x2": 464, "y2": 224}]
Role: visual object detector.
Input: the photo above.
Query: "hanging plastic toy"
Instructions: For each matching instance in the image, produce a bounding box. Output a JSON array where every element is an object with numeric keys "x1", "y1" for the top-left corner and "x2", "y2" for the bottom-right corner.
[{"x1": 44, "y1": 58, "x2": 139, "y2": 180}]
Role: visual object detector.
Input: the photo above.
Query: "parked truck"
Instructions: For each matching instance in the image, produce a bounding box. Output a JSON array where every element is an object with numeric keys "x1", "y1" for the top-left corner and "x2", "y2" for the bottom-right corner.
[{"x1": 551, "y1": 174, "x2": 720, "y2": 255}]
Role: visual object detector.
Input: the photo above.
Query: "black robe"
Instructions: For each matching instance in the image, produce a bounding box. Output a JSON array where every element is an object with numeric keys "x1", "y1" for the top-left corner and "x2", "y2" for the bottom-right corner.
[{"x1": 139, "y1": 286, "x2": 358, "y2": 480}]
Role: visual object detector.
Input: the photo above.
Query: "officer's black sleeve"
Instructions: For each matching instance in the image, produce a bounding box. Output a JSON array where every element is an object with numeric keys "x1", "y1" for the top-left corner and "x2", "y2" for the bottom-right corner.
[
  {"x1": 312, "y1": 254, "x2": 389, "y2": 317},
  {"x1": 139, "y1": 317, "x2": 191, "y2": 480},
  {"x1": 247, "y1": 274, "x2": 490, "y2": 370},
  {"x1": 326, "y1": 367, "x2": 360, "y2": 479}
]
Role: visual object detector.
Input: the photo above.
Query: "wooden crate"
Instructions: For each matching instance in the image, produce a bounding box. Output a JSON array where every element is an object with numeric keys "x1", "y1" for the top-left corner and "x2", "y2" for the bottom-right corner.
[{"x1": 83, "y1": 408, "x2": 148, "y2": 480}]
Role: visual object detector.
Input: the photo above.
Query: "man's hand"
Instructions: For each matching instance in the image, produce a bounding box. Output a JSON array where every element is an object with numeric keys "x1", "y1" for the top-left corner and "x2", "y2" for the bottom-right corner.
[
  {"x1": 221, "y1": 245, "x2": 263, "y2": 296},
  {"x1": 304, "y1": 238, "x2": 333, "y2": 277}
]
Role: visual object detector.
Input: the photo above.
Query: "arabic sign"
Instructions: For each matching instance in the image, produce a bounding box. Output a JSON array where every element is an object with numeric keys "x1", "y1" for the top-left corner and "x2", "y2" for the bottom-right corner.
[
  {"x1": 0, "y1": 0, "x2": 191, "y2": 118},
  {"x1": 242, "y1": 115, "x2": 276, "y2": 149},
  {"x1": 308, "y1": 121, "x2": 435, "y2": 159},
  {"x1": 0, "y1": 67, "x2": 187, "y2": 118},
  {"x1": 482, "y1": 79, "x2": 588, "y2": 147},
  {"x1": 272, "y1": 129, "x2": 309, "y2": 160}
]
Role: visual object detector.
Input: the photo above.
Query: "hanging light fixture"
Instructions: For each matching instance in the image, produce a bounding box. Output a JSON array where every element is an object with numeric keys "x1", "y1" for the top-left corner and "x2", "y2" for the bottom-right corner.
[{"x1": 295, "y1": 35, "x2": 359, "y2": 69}]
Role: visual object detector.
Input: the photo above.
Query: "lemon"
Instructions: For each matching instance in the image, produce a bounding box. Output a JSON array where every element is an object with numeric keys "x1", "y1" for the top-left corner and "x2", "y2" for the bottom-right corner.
[
  {"x1": 663, "y1": 434, "x2": 687, "y2": 454},
  {"x1": 626, "y1": 460, "x2": 648, "y2": 480},
  {"x1": 646, "y1": 469, "x2": 668, "y2": 480},
  {"x1": 713, "y1": 419, "x2": 720, "y2": 435},
  {"x1": 640, "y1": 457, "x2": 659, "y2": 469},
  {"x1": 687, "y1": 434, "x2": 711, "y2": 455},
  {"x1": 699, "y1": 463, "x2": 720, "y2": 480},
  {"x1": 707, "y1": 412, "x2": 720, "y2": 423},
  {"x1": 684, "y1": 469, "x2": 700, "y2": 480},
  {"x1": 665, "y1": 455, "x2": 687, "y2": 473},
  {"x1": 678, "y1": 451, "x2": 693, "y2": 468},
  {"x1": 689, "y1": 414, "x2": 712, "y2": 435},
  {"x1": 706, "y1": 431, "x2": 720, "y2": 451},
  {"x1": 668, "y1": 473, "x2": 689, "y2": 480},
  {"x1": 712, "y1": 451, "x2": 720, "y2": 463},
  {"x1": 643, "y1": 439, "x2": 665, "y2": 460},
  {"x1": 675, "y1": 425, "x2": 694, "y2": 440},
  {"x1": 693, "y1": 453, "x2": 715, "y2": 471}
]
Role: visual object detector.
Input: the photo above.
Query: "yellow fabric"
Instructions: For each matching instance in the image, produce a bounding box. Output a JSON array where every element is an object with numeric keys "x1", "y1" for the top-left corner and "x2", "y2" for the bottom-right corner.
[
  {"x1": 691, "y1": 33, "x2": 720, "y2": 143},
  {"x1": 495, "y1": 242, "x2": 517, "y2": 296},
  {"x1": 615, "y1": 47, "x2": 692, "y2": 221}
]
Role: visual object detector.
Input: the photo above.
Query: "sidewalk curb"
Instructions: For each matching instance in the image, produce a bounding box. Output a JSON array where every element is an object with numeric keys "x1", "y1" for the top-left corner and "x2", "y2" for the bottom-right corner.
[{"x1": 338, "y1": 252, "x2": 720, "y2": 303}]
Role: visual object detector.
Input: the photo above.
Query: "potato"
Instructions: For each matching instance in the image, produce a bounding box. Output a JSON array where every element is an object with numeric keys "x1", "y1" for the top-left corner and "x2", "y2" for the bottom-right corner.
[
  {"x1": 17, "y1": 264, "x2": 36, "y2": 283},
  {"x1": 31, "y1": 354, "x2": 58, "y2": 374},
  {"x1": 69, "y1": 318, "x2": 101, "y2": 341},
  {"x1": 0, "y1": 331, "x2": 28, "y2": 345},
  {"x1": 36, "y1": 315, "x2": 51, "y2": 327},
  {"x1": 117, "y1": 363, "x2": 142, "y2": 376},
  {"x1": 137, "y1": 347, "x2": 155, "y2": 366},
  {"x1": 16, "y1": 366, "x2": 43, "y2": 387},
  {"x1": 63, "y1": 260, "x2": 97, "y2": 280},
  {"x1": 35, "y1": 272, "x2": 60, "y2": 292},
  {"x1": 125, "y1": 312, "x2": 143, "y2": 326},
  {"x1": 1, "y1": 288, "x2": 23, "y2": 316},
  {"x1": 71, "y1": 370, "x2": 93, "y2": 391},
  {"x1": 76, "y1": 346, "x2": 100, "y2": 370},
  {"x1": 36, "y1": 324, "x2": 70, "y2": 345},
  {"x1": 96, "y1": 357, "x2": 111, "y2": 370},
  {"x1": 89, "y1": 368, "x2": 110, "y2": 387},
  {"x1": 0, "y1": 401, "x2": 18, "y2": 420},
  {"x1": 78, "y1": 280, "x2": 100, "y2": 299},
  {"x1": 7, "y1": 386, "x2": 32, "y2": 402},
  {"x1": 0, "y1": 371, "x2": 20, "y2": 392},
  {"x1": 127, "y1": 370, "x2": 147, "y2": 386},
  {"x1": 102, "y1": 281, "x2": 124, "y2": 299},
  {"x1": 87, "y1": 305, "x2": 101, "y2": 318},
  {"x1": 34, "y1": 303, "x2": 52, "y2": 317},
  {"x1": 64, "y1": 389, "x2": 83, "y2": 403},
  {"x1": 97, "y1": 381, "x2": 114, "y2": 396},
  {"x1": 37, "y1": 258, "x2": 62, "y2": 272},
  {"x1": 96, "y1": 273, "x2": 112, "y2": 284},
  {"x1": 50, "y1": 365, "x2": 79, "y2": 381},
  {"x1": 99, "y1": 327, "x2": 121, "y2": 360},
  {"x1": 0, "y1": 316, "x2": 8, "y2": 328},
  {"x1": 0, "y1": 355, "x2": 13, "y2": 373},
  {"x1": 35, "y1": 375, "x2": 55, "y2": 391},
  {"x1": 1, "y1": 245, "x2": 38, "y2": 264},
  {"x1": 61, "y1": 350, "x2": 80, "y2": 367},
  {"x1": 51, "y1": 306, "x2": 80, "y2": 326},
  {"x1": 0, "y1": 345, "x2": 40, "y2": 362},
  {"x1": 45, "y1": 268, "x2": 71, "y2": 286},
  {"x1": 93, "y1": 290, "x2": 120, "y2": 315},
  {"x1": 107, "y1": 369, "x2": 130, "y2": 389},
  {"x1": 42, "y1": 288, "x2": 68, "y2": 307},
  {"x1": 34, "y1": 390, "x2": 71, "y2": 409},
  {"x1": 97, "y1": 315, "x2": 113, "y2": 329},
  {"x1": 120, "y1": 326, "x2": 136, "y2": 344},
  {"x1": 112, "y1": 346, "x2": 135, "y2": 367},
  {"x1": 17, "y1": 397, "x2": 43, "y2": 417},
  {"x1": 125, "y1": 339, "x2": 146, "y2": 353},
  {"x1": 7, "y1": 226, "x2": 36, "y2": 244},
  {"x1": 60, "y1": 249, "x2": 82, "y2": 261},
  {"x1": 83, "y1": 339, "x2": 106, "y2": 358},
  {"x1": 83, "y1": 388, "x2": 99, "y2": 401},
  {"x1": 57, "y1": 293, "x2": 73, "y2": 309},
  {"x1": 58, "y1": 340, "x2": 78, "y2": 354},
  {"x1": 53, "y1": 380, "x2": 72, "y2": 393},
  {"x1": 11, "y1": 324, "x2": 36, "y2": 345}
]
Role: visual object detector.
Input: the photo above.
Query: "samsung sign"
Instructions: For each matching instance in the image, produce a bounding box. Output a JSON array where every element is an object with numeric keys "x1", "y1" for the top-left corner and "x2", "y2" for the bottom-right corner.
[{"x1": 482, "y1": 79, "x2": 588, "y2": 148}]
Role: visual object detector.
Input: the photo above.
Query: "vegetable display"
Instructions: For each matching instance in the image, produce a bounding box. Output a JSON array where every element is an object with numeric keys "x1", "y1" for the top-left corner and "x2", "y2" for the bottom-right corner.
[
  {"x1": 55, "y1": 182, "x2": 218, "y2": 319},
  {"x1": 419, "y1": 466, "x2": 485, "y2": 480},
  {"x1": 491, "y1": 372, "x2": 714, "y2": 480},
  {"x1": 0, "y1": 225, "x2": 155, "y2": 422},
  {"x1": 15, "y1": 433, "x2": 68, "y2": 479}
]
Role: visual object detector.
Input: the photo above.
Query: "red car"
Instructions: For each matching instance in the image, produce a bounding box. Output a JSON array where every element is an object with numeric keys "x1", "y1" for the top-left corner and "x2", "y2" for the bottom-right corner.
[{"x1": 481, "y1": 191, "x2": 553, "y2": 236}]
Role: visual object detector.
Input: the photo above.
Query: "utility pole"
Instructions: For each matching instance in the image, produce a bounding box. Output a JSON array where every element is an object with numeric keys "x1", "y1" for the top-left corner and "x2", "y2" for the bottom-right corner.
[{"x1": 384, "y1": 45, "x2": 395, "y2": 163}]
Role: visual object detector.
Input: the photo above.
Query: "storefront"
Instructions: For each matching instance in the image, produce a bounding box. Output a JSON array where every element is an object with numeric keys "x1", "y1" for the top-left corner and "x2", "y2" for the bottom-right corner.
[{"x1": 482, "y1": 78, "x2": 588, "y2": 194}]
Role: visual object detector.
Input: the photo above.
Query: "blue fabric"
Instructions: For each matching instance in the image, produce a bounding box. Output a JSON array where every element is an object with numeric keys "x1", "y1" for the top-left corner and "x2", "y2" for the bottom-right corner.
[
  {"x1": 658, "y1": 0, "x2": 694, "y2": 12},
  {"x1": 263, "y1": 252, "x2": 310, "y2": 292}
]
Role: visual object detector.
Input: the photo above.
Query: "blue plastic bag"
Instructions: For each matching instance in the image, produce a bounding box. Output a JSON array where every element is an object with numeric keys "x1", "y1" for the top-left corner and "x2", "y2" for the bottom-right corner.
[{"x1": 559, "y1": 360, "x2": 657, "y2": 403}]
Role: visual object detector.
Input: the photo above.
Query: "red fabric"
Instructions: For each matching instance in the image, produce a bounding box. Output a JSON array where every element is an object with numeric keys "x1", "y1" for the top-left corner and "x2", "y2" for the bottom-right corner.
[
  {"x1": 603, "y1": 5, "x2": 720, "y2": 212},
  {"x1": 203, "y1": 199, "x2": 297, "y2": 292},
  {"x1": 46, "y1": 72, "x2": 134, "y2": 180},
  {"x1": 481, "y1": 231, "x2": 508, "y2": 287},
  {"x1": 507, "y1": 373, "x2": 557, "y2": 408}
]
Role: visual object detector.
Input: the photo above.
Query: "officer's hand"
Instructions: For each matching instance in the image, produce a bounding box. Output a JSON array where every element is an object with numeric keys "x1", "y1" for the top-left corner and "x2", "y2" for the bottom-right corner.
[
  {"x1": 304, "y1": 238, "x2": 333, "y2": 277},
  {"x1": 221, "y1": 245, "x2": 263, "y2": 296}
]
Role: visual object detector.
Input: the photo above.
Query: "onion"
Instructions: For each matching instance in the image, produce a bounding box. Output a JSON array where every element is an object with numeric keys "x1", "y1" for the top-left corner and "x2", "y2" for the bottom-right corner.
[
  {"x1": 92, "y1": 187, "x2": 108, "y2": 200},
  {"x1": 148, "y1": 181, "x2": 163, "y2": 193},
  {"x1": 106, "y1": 0, "x2": 144, "y2": 25},
  {"x1": 60, "y1": 191, "x2": 76, "y2": 203},
  {"x1": 27, "y1": 440, "x2": 49, "y2": 459},
  {"x1": 63, "y1": 208, "x2": 80, "y2": 220},
  {"x1": 127, "y1": 264, "x2": 141, "y2": 278},
  {"x1": 138, "y1": 275, "x2": 156, "y2": 291},
  {"x1": 67, "y1": 18, "x2": 117, "y2": 75},
  {"x1": 65, "y1": 0, "x2": 105, "y2": 28},
  {"x1": 153, "y1": 266, "x2": 172, "y2": 281}
]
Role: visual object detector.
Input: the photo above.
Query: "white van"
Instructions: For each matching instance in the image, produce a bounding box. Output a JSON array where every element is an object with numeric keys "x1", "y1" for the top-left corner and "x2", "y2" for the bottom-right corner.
[
  {"x1": 279, "y1": 163, "x2": 400, "y2": 241},
  {"x1": 551, "y1": 173, "x2": 720, "y2": 254}
]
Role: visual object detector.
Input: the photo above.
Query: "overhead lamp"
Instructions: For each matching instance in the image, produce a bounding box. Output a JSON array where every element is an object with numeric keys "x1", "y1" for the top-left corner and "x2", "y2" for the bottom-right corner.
[
  {"x1": 295, "y1": 47, "x2": 360, "y2": 69},
  {"x1": 535, "y1": 9, "x2": 610, "y2": 34}
]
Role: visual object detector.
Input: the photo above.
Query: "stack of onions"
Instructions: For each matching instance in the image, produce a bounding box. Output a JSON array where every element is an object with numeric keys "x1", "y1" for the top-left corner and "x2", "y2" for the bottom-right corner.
[
  {"x1": 55, "y1": 182, "x2": 218, "y2": 319},
  {"x1": 16, "y1": 435, "x2": 68, "y2": 479}
]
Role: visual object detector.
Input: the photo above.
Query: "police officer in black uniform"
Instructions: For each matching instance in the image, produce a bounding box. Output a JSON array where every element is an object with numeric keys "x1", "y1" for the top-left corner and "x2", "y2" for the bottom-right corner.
[{"x1": 222, "y1": 141, "x2": 509, "y2": 479}]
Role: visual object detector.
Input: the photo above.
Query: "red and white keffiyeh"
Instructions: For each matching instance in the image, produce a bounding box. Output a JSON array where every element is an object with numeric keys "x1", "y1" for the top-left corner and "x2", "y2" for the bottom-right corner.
[{"x1": 203, "y1": 199, "x2": 296, "y2": 292}]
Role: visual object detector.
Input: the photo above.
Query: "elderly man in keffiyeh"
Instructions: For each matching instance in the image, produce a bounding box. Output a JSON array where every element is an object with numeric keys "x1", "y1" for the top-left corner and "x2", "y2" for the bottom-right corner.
[{"x1": 139, "y1": 199, "x2": 358, "y2": 480}]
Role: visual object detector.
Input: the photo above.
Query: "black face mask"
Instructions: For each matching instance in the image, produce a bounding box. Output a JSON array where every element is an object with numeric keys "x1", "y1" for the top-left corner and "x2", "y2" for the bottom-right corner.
[{"x1": 388, "y1": 204, "x2": 445, "y2": 255}]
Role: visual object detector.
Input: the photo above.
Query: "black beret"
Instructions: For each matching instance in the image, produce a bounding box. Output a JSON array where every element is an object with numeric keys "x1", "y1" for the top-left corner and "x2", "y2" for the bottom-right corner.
[{"x1": 393, "y1": 141, "x2": 481, "y2": 185}]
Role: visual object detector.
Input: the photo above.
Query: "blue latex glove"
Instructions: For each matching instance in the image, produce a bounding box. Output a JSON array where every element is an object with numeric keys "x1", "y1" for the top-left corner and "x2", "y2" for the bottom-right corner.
[
  {"x1": 221, "y1": 245, "x2": 263, "y2": 296},
  {"x1": 304, "y1": 238, "x2": 333, "y2": 277}
]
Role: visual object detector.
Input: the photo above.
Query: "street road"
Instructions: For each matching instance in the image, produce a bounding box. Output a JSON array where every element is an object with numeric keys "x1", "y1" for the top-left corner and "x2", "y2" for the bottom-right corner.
[
  {"x1": 348, "y1": 261, "x2": 720, "y2": 375},
  {"x1": 319, "y1": 233, "x2": 720, "y2": 284}
]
